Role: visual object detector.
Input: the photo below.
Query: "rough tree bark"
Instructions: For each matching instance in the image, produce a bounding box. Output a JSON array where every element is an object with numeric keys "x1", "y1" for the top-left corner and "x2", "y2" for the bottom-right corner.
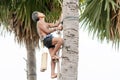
[
  {"x1": 26, "y1": 41, "x2": 36, "y2": 80},
  {"x1": 60, "y1": 0, "x2": 79, "y2": 80}
]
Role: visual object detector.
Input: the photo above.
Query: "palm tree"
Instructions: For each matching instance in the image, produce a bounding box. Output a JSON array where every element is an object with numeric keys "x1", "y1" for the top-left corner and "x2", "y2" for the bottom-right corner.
[
  {"x1": 0, "y1": 0, "x2": 61, "y2": 80},
  {"x1": 80, "y1": 0, "x2": 120, "y2": 48},
  {"x1": 60, "y1": 0, "x2": 79, "y2": 80}
]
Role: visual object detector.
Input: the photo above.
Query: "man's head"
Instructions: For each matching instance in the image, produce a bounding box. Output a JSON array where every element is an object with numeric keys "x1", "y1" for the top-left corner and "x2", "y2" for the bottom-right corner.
[{"x1": 32, "y1": 11, "x2": 45, "y2": 22}]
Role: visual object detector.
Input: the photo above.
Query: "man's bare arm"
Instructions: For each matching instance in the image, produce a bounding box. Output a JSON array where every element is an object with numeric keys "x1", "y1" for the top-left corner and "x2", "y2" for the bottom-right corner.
[
  {"x1": 38, "y1": 22, "x2": 56, "y2": 34},
  {"x1": 48, "y1": 13, "x2": 63, "y2": 28}
]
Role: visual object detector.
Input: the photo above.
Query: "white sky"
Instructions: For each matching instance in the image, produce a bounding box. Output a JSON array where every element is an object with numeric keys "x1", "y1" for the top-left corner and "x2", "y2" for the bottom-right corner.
[{"x1": 0, "y1": 27, "x2": 120, "y2": 80}]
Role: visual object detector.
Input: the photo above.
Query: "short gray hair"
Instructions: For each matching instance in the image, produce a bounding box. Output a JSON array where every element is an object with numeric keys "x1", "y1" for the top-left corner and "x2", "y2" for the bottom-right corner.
[{"x1": 32, "y1": 11, "x2": 39, "y2": 22}]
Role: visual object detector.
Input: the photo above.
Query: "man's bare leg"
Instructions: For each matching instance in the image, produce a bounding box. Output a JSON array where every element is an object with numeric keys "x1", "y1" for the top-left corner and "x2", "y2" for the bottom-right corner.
[
  {"x1": 48, "y1": 37, "x2": 63, "y2": 78},
  {"x1": 51, "y1": 37, "x2": 63, "y2": 59},
  {"x1": 49, "y1": 48, "x2": 57, "y2": 78}
]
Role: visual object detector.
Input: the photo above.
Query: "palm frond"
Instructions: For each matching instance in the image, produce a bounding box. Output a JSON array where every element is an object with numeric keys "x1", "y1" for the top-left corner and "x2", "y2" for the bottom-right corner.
[{"x1": 80, "y1": 0, "x2": 120, "y2": 48}]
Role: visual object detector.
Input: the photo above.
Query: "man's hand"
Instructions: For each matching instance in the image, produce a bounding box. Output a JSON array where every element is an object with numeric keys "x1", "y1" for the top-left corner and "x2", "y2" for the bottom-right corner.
[{"x1": 57, "y1": 24, "x2": 63, "y2": 31}]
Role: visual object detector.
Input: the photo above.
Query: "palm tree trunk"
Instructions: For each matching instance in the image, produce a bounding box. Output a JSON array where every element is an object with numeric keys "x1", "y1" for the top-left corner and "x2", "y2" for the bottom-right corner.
[
  {"x1": 60, "y1": 0, "x2": 79, "y2": 80},
  {"x1": 26, "y1": 41, "x2": 36, "y2": 80}
]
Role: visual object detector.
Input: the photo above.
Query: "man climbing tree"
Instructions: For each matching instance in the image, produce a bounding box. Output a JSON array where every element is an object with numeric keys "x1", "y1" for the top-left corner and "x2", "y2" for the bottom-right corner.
[{"x1": 32, "y1": 11, "x2": 63, "y2": 79}]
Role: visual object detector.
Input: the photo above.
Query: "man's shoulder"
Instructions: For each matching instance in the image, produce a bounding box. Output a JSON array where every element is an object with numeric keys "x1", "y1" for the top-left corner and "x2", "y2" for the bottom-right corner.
[{"x1": 37, "y1": 21, "x2": 42, "y2": 27}]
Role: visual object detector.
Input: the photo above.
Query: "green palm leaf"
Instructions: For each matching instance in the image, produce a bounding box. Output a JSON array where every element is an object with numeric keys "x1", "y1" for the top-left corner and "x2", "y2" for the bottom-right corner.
[{"x1": 80, "y1": 0, "x2": 120, "y2": 48}]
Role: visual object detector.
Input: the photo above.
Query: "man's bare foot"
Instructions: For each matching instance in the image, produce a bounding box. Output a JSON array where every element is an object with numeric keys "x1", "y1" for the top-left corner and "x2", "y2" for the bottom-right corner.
[{"x1": 51, "y1": 73, "x2": 57, "y2": 79}]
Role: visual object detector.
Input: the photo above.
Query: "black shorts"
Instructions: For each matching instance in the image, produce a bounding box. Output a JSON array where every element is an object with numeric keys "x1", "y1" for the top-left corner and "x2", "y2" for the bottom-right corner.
[{"x1": 43, "y1": 34, "x2": 55, "y2": 48}]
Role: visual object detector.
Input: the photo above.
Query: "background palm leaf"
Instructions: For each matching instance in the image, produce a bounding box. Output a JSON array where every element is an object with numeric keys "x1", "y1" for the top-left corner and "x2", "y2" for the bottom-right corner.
[{"x1": 80, "y1": 0, "x2": 120, "y2": 48}]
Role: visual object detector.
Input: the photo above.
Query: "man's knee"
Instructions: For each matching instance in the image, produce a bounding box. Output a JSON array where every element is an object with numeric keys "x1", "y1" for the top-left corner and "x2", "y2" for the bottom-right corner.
[{"x1": 58, "y1": 38, "x2": 63, "y2": 45}]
